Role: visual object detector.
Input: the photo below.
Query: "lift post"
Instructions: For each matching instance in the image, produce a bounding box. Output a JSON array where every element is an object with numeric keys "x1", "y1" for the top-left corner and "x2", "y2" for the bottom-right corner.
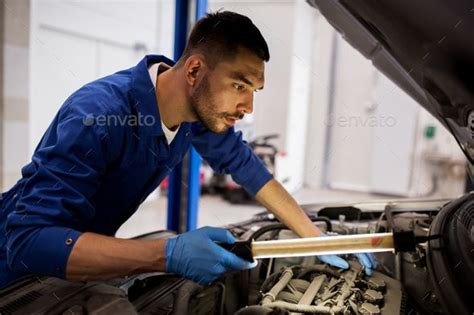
[{"x1": 167, "y1": 0, "x2": 207, "y2": 233}]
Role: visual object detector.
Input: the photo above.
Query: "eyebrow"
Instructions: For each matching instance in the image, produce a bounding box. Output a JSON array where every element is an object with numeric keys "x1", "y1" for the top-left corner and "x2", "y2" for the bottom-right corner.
[{"x1": 229, "y1": 71, "x2": 264, "y2": 90}]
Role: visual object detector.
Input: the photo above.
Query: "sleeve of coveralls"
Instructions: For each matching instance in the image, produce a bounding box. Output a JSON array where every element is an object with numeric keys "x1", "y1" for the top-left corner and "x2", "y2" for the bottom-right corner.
[
  {"x1": 191, "y1": 126, "x2": 273, "y2": 196},
  {"x1": 5, "y1": 105, "x2": 114, "y2": 278}
]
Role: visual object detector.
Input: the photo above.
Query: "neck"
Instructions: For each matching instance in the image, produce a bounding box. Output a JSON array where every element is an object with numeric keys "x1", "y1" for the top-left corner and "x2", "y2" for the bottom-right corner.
[{"x1": 156, "y1": 66, "x2": 196, "y2": 130}]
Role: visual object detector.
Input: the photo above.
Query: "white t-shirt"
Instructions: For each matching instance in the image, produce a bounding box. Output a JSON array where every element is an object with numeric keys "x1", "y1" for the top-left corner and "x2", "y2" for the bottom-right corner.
[{"x1": 148, "y1": 62, "x2": 180, "y2": 145}]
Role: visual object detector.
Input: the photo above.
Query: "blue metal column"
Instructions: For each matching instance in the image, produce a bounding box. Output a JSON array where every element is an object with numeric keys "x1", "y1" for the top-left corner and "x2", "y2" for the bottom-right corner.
[
  {"x1": 166, "y1": 0, "x2": 189, "y2": 233},
  {"x1": 167, "y1": 0, "x2": 207, "y2": 233},
  {"x1": 187, "y1": 0, "x2": 207, "y2": 232},
  {"x1": 196, "y1": 0, "x2": 208, "y2": 19}
]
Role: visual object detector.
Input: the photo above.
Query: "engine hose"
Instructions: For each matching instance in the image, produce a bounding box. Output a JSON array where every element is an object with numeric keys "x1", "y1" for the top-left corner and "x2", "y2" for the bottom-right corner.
[
  {"x1": 298, "y1": 275, "x2": 326, "y2": 305},
  {"x1": 261, "y1": 267, "x2": 294, "y2": 305},
  {"x1": 297, "y1": 265, "x2": 341, "y2": 279},
  {"x1": 260, "y1": 270, "x2": 282, "y2": 293},
  {"x1": 263, "y1": 301, "x2": 334, "y2": 314}
]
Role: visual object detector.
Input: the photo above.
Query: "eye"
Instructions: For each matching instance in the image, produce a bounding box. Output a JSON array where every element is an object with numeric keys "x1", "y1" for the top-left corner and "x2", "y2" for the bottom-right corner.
[{"x1": 233, "y1": 83, "x2": 244, "y2": 90}]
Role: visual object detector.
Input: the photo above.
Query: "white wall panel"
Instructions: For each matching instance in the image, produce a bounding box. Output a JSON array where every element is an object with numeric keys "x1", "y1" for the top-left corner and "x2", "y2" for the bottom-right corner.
[
  {"x1": 29, "y1": 0, "x2": 162, "y2": 153},
  {"x1": 30, "y1": 27, "x2": 97, "y2": 151},
  {"x1": 369, "y1": 73, "x2": 419, "y2": 195},
  {"x1": 284, "y1": 1, "x2": 316, "y2": 192},
  {"x1": 98, "y1": 42, "x2": 144, "y2": 77},
  {"x1": 34, "y1": 0, "x2": 158, "y2": 50},
  {"x1": 326, "y1": 34, "x2": 375, "y2": 192},
  {"x1": 304, "y1": 14, "x2": 336, "y2": 190}
]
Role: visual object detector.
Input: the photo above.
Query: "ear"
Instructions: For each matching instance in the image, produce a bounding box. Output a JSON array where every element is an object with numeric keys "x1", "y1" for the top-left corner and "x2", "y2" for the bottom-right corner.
[{"x1": 184, "y1": 54, "x2": 207, "y2": 87}]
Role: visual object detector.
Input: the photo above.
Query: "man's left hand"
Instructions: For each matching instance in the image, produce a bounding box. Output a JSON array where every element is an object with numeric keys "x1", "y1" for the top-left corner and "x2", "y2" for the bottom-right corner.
[
  {"x1": 318, "y1": 252, "x2": 377, "y2": 275},
  {"x1": 317, "y1": 233, "x2": 378, "y2": 275}
]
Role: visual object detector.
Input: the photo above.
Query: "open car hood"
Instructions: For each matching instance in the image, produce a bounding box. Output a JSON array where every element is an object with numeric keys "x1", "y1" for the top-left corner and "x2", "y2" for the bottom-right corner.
[{"x1": 307, "y1": 0, "x2": 474, "y2": 165}]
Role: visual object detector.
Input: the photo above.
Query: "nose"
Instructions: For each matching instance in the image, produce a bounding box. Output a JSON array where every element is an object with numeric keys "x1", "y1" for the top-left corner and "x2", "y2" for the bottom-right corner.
[{"x1": 238, "y1": 92, "x2": 254, "y2": 114}]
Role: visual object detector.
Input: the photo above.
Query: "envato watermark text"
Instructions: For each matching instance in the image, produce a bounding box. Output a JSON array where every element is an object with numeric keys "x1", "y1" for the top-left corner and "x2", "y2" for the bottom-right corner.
[
  {"x1": 325, "y1": 114, "x2": 397, "y2": 127},
  {"x1": 82, "y1": 113, "x2": 156, "y2": 127}
]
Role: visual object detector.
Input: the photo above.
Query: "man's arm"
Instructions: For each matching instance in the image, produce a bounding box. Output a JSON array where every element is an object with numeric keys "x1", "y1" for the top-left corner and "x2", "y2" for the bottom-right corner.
[
  {"x1": 255, "y1": 179, "x2": 322, "y2": 238},
  {"x1": 255, "y1": 179, "x2": 378, "y2": 275},
  {"x1": 5, "y1": 102, "x2": 124, "y2": 279},
  {"x1": 66, "y1": 233, "x2": 166, "y2": 282},
  {"x1": 84, "y1": 176, "x2": 318, "y2": 282},
  {"x1": 67, "y1": 227, "x2": 255, "y2": 285}
]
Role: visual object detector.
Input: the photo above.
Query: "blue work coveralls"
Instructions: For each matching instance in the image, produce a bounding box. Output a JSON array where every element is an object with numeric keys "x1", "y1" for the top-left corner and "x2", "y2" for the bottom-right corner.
[{"x1": 0, "y1": 55, "x2": 273, "y2": 288}]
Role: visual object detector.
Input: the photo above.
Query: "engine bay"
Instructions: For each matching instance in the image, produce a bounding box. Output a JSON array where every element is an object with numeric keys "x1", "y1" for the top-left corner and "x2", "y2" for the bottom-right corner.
[{"x1": 0, "y1": 194, "x2": 472, "y2": 314}]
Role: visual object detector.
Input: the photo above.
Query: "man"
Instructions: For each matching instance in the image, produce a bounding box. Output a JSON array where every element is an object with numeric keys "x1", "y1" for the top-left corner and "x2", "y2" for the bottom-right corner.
[{"x1": 0, "y1": 11, "x2": 375, "y2": 288}]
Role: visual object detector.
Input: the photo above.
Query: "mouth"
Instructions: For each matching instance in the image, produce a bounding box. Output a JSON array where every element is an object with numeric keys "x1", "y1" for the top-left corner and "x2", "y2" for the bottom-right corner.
[{"x1": 224, "y1": 117, "x2": 239, "y2": 126}]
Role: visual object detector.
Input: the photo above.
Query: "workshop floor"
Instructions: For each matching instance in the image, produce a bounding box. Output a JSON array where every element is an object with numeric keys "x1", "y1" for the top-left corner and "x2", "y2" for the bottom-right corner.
[{"x1": 116, "y1": 188, "x2": 395, "y2": 239}]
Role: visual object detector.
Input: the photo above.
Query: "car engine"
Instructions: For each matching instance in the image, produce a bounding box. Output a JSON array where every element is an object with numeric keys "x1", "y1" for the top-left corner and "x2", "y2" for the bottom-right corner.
[{"x1": 0, "y1": 193, "x2": 472, "y2": 314}]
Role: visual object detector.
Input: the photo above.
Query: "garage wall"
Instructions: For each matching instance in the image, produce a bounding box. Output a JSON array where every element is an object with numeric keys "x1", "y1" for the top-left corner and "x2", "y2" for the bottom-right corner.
[
  {"x1": 2, "y1": 0, "x2": 30, "y2": 191},
  {"x1": 29, "y1": 0, "x2": 173, "y2": 153},
  {"x1": 324, "y1": 34, "x2": 379, "y2": 192},
  {"x1": 304, "y1": 13, "x2": 466, "y2": 198},
  {"x1": 303, "y1": 13, "x2": 337, "y2": 190},
  {"x1": 283, "y1": 1, "x2": 317, "y2": 192},
  {"x1": 0, "y1": 0, "x2": 3, "y2": 189},
  {"x1": 410, "y1": 110, "x2": 466, "y2": 198},
  {"x1": 368, "y1": 72, "x2": 419, "y2": 195}
]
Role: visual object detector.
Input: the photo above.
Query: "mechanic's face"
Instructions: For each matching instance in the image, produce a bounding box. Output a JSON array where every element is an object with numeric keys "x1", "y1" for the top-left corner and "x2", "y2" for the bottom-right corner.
[{"x1": 189, "y1": 48, "x2": 265, "y2": 133}]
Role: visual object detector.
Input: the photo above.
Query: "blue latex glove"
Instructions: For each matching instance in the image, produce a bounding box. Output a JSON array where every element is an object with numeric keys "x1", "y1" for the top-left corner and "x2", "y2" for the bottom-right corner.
[
  {"x1": 317, "y1": 233, "x2": 378, "y2": 275},
  {"x1": 166, "y1": 226, "x2": 257, "y2": 285}
]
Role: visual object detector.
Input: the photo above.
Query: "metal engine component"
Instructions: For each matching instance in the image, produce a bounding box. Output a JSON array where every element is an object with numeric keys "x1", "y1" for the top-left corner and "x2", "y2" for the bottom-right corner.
[
  {"x1": 258, "y1": 262, "x2": 402, "y2": 314},
  {"x1": 359, "y1": 302, "x2": 381, "y2": 314},
  {"x1": 363, "y1": 289, "x2": 383, "y2": 305},
  {"x1": 367, "y1": 278, "x2": 386, "y2": 292}
]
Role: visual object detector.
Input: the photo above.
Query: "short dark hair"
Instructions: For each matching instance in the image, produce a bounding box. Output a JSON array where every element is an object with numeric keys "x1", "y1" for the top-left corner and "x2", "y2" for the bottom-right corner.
[{"x1": 176, "y1": 11, "x2": 270, "y2": 68}]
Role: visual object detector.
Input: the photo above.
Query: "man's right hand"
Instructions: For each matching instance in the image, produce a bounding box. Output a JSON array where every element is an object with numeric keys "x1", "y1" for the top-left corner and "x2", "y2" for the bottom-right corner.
[{"x1": 165, "y1": 226, "x2": 257, "y2": 285}]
